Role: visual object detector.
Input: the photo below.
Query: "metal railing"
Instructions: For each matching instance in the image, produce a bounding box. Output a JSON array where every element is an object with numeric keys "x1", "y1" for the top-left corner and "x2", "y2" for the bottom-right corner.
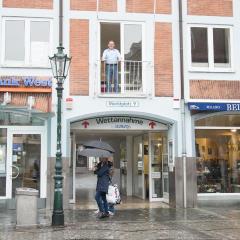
[{"x1": 100, "y1": 60, "x2": 143, "y2": 94}]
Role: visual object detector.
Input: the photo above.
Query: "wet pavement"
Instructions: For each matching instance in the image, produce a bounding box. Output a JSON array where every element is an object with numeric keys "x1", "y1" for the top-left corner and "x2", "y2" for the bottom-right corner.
[{"x1": 1, "y1": 206, "x2": 240, "y2": 239}]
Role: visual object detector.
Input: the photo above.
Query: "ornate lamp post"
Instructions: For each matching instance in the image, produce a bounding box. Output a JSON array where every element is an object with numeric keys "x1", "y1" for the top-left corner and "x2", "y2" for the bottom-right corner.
[{"x1": 49, "y1": 0, "x2": 71, "y2": 226}]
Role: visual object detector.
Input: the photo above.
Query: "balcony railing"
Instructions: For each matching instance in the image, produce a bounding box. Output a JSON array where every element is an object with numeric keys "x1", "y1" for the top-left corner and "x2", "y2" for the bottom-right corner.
[{"x1": 100, "y1": 60, "x2": 143, "y2": 94}]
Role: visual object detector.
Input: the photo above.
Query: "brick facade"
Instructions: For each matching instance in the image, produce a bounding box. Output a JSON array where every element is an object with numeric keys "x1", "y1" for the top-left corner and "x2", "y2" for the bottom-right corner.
[
  {"x1": 156, "y1": 0, "x2": 172, "y2": 14},
  {"x1": 3, "y1": 0, "x2": 53, "y2": 9},
  {"x1": 99, "y1": 0, "x2": 117, "y2": 12},
  {"x1": 70, "y1": 19, "x2": 89, "y2": 96},
  {"x1": 71, "y1": 0, "x2": 117, "y2": 12},
  {"x1": 70, "y1": 0, "x2": 97, "y2": 11},
  {"x1": 187, "y1": 0, "x2": 233, "y2": 17},
  {"x1": 126, "y1": 0, "x2": 172, "y2": 14},
  {"x1": 154, "y1": 23, "x2": 173, "y2": 97},
  {"x1": 190, "y1": 80, "x2": 240, "y2": 99}
]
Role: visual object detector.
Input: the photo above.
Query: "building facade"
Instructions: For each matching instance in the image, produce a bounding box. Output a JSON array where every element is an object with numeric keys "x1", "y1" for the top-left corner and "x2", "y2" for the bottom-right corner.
[{"x1": 0, "y1": 0, "x2": 239, "y2": 209}]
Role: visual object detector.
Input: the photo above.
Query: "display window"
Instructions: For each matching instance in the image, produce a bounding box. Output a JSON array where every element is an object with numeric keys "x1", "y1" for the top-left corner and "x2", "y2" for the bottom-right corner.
[{"x1": 195, "y1": 114, "x2": 240, "y2": 194}]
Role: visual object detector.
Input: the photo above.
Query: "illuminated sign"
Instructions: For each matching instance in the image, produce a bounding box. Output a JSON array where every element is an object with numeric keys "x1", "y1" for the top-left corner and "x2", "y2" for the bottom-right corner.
[{"x1": 0, "y1": 77, "x2": 52, "y2": 88}]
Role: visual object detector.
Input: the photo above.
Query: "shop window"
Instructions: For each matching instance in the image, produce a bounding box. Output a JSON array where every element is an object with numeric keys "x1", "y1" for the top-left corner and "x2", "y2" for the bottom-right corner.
[
  {"x1": 196, "y1": 129, "x2": 240, "y2": 194},
  {"x1": 190, "y1": 26, "x2": 232, "y2": 70},
  {"x1": 196, "y1": 114, "x2": 240, "y2": 127},
  {"x1": 3, "y1": 18, "x2": 51, "y2": 67},
  {"x1": 100, "y1": 22, "x2": 143, "y2": 94}
]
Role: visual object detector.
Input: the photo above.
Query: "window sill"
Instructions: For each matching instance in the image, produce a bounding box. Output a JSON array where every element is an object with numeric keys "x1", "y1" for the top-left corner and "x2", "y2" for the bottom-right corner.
[
  {"x1": 1, "y1": 64, "x2": 51, "y2": 69},
  {"x1": 189, "y1": 67, "x2": 235, "y2": 73},
  {"x1": 97, "y1": 93, "x2": 148, "y2": 98}
]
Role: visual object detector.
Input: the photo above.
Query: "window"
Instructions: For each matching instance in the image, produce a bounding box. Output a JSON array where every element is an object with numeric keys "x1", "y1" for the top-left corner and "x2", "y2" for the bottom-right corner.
[
  {"x1": 195, "y1": 115, "x2": 240, "y2": 194},
  {"x1": 190, "y1": 26, "x2": 232, "y2": 70},
  {"x1": 191, "y1": 27, "x2": 208, "y2": 67},
  {"x1": 100, "y1": 22, "x2": 143, "y2": 94},
  {"x1": 3, "y1": 18, "x2": 51, "y2": 67},
  {"x1": 5, "y1": 20, "x2": 25, "y2": 62},
  {"x1": 196, "y1": 129, "x2": 240, "y2": 194}
]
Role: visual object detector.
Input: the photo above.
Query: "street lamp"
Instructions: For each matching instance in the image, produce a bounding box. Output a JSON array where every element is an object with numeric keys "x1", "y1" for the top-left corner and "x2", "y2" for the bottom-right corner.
[{"x1": 49, "y1": 45, "x2": 71, "y2": 226}]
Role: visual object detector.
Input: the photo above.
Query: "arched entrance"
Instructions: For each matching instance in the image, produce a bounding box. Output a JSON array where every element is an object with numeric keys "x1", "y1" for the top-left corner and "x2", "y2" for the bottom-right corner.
[{"x1": 67, "y1": 112, "x2": 176, "y2": 208}]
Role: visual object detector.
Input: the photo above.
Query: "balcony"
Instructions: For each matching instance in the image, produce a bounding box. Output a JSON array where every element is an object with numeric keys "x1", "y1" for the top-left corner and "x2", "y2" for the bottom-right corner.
[{"x1": 100, "y1": 60, "x2": 143, "y2": 95}]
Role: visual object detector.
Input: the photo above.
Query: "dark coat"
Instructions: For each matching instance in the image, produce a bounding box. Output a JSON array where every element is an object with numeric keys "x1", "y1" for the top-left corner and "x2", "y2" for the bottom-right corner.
[{"x1": 94, "y1": 162, "x2": 111, "y2": 193}]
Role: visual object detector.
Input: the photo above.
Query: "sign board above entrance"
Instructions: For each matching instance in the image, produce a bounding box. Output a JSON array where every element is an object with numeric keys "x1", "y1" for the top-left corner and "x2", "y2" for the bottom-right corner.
[
  {"x1": 188, "y1": 102, "x2": 240, "y2": 112},
  {"x1": 0, "y1": 76, "x2": 52, "y2": 93},
  {"x1": 71, "y1": 116, "x2": 168, "y2": 131}
]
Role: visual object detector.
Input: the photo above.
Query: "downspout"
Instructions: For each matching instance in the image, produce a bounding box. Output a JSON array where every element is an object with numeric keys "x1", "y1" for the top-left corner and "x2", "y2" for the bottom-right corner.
[{"x1": 178, "y1": 0, "x2": 187, "y2": 208}]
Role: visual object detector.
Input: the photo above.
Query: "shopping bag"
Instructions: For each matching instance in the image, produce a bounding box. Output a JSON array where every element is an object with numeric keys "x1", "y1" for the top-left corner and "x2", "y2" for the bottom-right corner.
[{"x1": 106, "y1": 184, "x2": 121, "y2": 204}]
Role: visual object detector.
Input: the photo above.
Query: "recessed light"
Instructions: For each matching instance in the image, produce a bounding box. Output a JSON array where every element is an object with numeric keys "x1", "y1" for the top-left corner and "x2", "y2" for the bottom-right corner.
[{"x1": 231, "y1": 129, "x2": 237, "y2": 133}]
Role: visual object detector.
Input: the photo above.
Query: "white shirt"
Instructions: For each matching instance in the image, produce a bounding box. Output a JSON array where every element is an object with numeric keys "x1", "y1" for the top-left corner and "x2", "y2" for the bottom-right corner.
[{"x1": 102, "y1": 48, "x2": 121, "y2": 64}]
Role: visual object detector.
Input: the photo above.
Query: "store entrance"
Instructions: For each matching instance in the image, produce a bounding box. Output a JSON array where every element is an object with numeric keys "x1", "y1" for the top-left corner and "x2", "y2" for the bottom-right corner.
[
  {"x1": 70, "y1": 130, "x2": 169, "y2": 207},
  {"x1": 0, "y1": 126, "x2": 47, "y2": 209}
]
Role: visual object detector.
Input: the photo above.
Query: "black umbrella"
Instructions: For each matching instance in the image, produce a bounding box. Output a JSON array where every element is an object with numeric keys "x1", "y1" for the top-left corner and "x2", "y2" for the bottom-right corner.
[
  {"x1": 83, "y1": 140, "x2": 115, "y2": 153},
  {"x1": 79, "y1": 148, "x2": 113, "y2": 158}
]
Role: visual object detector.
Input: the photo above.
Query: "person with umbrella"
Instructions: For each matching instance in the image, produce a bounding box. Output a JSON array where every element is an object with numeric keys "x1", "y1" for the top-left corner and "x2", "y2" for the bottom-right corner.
[
  {"x1": 79, "y1": 139, "x2": 115, "y2": 219},
  {"x1": 94, "y1": 157, "x2": 112, "y2": 218}
]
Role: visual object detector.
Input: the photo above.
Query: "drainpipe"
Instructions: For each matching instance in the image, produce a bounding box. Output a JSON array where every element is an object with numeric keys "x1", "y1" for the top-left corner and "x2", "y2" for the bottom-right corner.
[{"x1": 178, "y1": 0, "x2": 187, "y2": 208}]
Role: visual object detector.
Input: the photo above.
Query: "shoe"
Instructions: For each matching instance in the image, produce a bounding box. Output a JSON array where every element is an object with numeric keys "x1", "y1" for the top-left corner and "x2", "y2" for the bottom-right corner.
[
  {"x1": 94, "y1": 209, "x2": 99, "y2": 214},
  {"x1": 108, "y1": 211, "x2": 114, "y2": 216},
  {"x1": 98, "y1": 212, "x2": 109, "y2": 219}
]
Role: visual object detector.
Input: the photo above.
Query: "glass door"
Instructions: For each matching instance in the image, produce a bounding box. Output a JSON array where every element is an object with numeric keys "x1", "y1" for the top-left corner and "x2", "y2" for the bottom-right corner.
[
  {"x1": 11, "y1": 134, "x2": 41, "y2": 197},
  {"x1": 0, "y1": 129, "x2": 8, "y2": 199},
  {"x1": 149, "y1": 132, "x2": 168, "y2": 201},
  {"x1": 133, "y1": 136, "x2": 145, "y2": 199},
  {"x1": 7, "y1": 127, "x2": 47, "y2": 200}
]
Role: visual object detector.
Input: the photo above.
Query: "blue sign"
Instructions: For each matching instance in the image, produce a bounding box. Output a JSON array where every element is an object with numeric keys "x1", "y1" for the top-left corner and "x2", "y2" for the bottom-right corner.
[
  {"x1": 0, "y1": 77, "x2": 52, "y2": 88},
  {"x1": 188, "y1": 102, "x2": 240, "y2": 111}
]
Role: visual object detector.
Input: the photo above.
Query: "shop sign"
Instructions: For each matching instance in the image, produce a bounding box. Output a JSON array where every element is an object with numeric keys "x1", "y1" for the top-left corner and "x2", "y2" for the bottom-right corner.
[
  {"x1": 71, "y1": 116, "x2": 168, "y2": 131},
  {"x1": 188, "y1": 102, "x2": 240, "y2": 112},
  {"x1": 0, "y1": 77, "x2": 52, "y2": 88},
  {"x1": 106, "y1": 101, "x2": 140, "y2": 108}
]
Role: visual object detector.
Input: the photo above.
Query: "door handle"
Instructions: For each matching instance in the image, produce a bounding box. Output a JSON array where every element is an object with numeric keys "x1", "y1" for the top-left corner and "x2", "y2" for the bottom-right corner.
[{"x1": 10, "y1": 165, "x2": 20, "y2": 179}]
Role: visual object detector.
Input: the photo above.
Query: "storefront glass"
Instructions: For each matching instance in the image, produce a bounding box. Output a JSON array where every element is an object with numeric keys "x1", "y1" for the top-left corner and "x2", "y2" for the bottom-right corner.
[
  {"x1": 0, "y1": 112, "x2": 44, "y2": 126},
  {"x1": 196, "y1": 128, "x2": 240, "y2": 193},
  {"x1": 12, "y1": 134, "x2": 41, "y2": 197},
  {"x1": 0, "y1": 129, "x2": 7, "y2": 197}
]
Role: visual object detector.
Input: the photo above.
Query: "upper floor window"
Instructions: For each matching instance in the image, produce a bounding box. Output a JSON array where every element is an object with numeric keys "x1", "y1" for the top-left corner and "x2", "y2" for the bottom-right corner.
[
  {"x1": 99, "y1": 22, "x2": 143, "y2": 95},
  {"x1": 2, "y1": 18, "x2": 51, "y2": 67},
  {"x1": 190, "y1": 26, "x2": 232, "y2": 71}
]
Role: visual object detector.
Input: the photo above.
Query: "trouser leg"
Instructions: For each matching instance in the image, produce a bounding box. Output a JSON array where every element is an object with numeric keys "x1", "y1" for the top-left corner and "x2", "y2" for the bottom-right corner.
[
  {"x1": 95, "y1": 191, "x2": 104, "y2": 213},
  {"x1": 100, "y1": 192, "x2": 109, "y2": 214}
]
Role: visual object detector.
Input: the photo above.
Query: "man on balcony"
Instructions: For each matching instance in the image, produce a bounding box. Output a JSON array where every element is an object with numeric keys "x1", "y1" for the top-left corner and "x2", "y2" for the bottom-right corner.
[{"x1": 102, "y1": 41, "x2": 121, "y2": 93}]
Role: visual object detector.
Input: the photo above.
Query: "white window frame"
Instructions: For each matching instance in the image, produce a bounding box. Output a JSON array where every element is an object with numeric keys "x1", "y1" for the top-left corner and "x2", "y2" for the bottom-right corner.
[
  {"x1": 97, "y1": 21, "x2": 146, "y2": 97},
  {"x1": 1, "y1": 17, "x2": 53, "y2": 68},
  {"x1": 188, "y1": 24, "x2": 234, "y2": 73}
]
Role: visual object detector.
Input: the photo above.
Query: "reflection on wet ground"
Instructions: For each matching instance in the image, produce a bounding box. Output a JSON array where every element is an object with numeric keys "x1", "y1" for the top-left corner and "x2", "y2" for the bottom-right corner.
[{"x1": 1, "y1": 206, "x2": 240, "y2": 239}]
